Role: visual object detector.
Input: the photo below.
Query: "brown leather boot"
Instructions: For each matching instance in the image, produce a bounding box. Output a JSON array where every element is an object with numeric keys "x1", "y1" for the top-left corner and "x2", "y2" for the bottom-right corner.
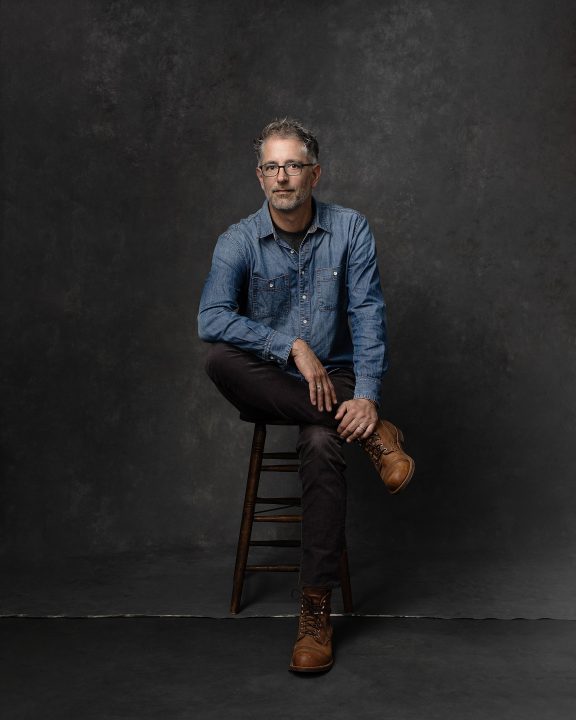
[
  {"x1": 360, "y1": 419, "x2": 415, "y2": 494},
  {"x1": 289, "y1": 587, "x2": 333, "y2": 673}
]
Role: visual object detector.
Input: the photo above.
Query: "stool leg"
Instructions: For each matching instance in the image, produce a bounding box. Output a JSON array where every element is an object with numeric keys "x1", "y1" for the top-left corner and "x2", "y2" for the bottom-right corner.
[
  {"x1": 339, "y1": 544, "x2": 354, "y2": 613},
  {"x1": 230, "y1": 423, "x2": 266, "y2": 614}
]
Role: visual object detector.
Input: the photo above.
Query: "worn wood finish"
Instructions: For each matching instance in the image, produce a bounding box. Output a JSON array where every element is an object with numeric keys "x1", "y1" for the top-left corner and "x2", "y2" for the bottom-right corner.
[
  {"x1": 246, "y1": 564, "x2": 300, "y2": 572},
  {"x1": 256, "y1": 497, "x2": 302, "y2": 505},
  {"x1": 253, "y1": 515, "x2": 302, "y2": 523},
  {"x1": 249, "y1": 539, "x2": 301, "y2": 547},
  {"x1": 230, "y1": 423, "x2": 266, "y2": 614},
  {"x1": 260, "y1": 464, "x2": 300, "y2": 472}
]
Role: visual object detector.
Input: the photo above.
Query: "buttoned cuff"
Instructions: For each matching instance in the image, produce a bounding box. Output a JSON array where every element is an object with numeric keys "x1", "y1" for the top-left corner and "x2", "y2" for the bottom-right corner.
[
  {"x1": 353, "y1": 376, "x2": 382, "y2": 408},
  {"x1": 264, "y1": 330, "x2": 298, "y2": 367}
]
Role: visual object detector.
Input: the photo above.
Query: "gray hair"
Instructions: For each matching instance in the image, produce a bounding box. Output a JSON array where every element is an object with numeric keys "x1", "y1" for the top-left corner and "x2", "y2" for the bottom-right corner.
[{"x1": 253, "y1": 117, "x2": 319, "y2": 164}]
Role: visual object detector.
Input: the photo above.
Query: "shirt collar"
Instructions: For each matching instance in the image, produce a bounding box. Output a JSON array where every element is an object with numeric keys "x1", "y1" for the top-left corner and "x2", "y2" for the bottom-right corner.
[{"x1": 257, "y1": 196, "x2": 330, "y2": 239}]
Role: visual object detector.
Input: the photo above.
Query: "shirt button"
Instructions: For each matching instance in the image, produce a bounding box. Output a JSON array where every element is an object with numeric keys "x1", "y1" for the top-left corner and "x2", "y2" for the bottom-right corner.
[
  {"x1": 333, "y1": 271, "x2": 338, "y2": 276},
  {"x1": 290, "y1": 249, "x2": 295, "y2": 254},
  {"x1": 302, "y1": 294, "x2": 306, "y2": 300},
  {"x1": 300, "y1": 270, "x2": 304, "y2": 275},
  {"x1": 269, "y1": 282, "x2": 274, "y2": 288},
  {"x1": 302, "y1": 319, "x2": 308, "y2": 324}
]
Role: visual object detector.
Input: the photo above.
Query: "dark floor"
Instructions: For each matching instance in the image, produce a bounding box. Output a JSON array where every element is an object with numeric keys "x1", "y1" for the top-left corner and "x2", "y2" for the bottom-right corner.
[
  {"x1": 1, "y1": 616, "x2": 575, "y2": 720},
  {"x1": 2, "y1": 548, "x2": 575, "y2": 719}
]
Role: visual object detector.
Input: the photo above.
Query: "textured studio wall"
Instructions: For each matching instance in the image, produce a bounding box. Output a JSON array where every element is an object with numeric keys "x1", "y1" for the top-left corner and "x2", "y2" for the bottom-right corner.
[{"x1": 2, "y1": 1, "x2": 576, "y2": 607}]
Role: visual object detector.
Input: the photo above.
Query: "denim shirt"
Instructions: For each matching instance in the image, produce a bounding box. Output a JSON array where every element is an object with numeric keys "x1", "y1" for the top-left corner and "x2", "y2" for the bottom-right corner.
[{"x1": 197, "y1": 198, "x2": 388, "y2": 405}]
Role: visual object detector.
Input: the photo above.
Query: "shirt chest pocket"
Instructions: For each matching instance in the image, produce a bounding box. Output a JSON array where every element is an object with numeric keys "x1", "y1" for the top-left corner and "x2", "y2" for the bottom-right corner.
[
  {"x1": 316, "y1": 266, "x2": 343, "y2": 312},
  {"x1": 250, "y1": 274, "x2": 291, "y2": 320}
]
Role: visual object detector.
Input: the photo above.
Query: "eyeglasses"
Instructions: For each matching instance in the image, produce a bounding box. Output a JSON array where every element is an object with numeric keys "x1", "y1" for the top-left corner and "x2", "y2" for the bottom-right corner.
[{"x1": 258, "y1": 162, "x2": 316, "y2": 177}]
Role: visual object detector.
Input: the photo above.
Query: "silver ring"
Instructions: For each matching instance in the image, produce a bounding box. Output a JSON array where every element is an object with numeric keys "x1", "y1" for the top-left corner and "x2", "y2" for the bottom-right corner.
[{"x1": 316, "y1": 384, "x2": 322, "y2": 389}]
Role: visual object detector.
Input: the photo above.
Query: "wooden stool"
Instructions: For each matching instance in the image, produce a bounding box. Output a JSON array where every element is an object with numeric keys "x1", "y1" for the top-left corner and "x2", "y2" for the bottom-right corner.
[{"x1": 230, "y1": 418, "x2": 354, "y2": 614}]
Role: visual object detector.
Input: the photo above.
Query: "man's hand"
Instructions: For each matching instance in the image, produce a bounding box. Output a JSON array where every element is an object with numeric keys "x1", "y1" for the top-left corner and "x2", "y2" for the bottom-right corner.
[
  {"x1": 334, "y1": 398, "x2": 378, "y2": 443},
  {"x1": 290, "y1": 339, "x2": 338, "y2": 412}
]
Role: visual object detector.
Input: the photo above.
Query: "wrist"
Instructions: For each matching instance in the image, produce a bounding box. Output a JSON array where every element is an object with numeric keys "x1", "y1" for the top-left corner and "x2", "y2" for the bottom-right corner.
[
  {"x1": 290, "y1": 338, "x2": 306, "y2": 357},
  {"x1": 355, "y1": 396, "x2": 378, "y2": 409}
]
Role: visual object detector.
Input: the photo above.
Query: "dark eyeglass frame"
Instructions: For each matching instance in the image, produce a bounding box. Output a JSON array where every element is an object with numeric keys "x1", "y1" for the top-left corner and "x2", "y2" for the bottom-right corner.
[{"x1": 258, "y1": 162, "x2": 316, "y2": 177}]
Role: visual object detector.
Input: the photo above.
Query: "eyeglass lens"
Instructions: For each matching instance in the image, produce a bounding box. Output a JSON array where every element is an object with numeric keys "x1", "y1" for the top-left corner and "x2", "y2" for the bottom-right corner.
[{"x1": 261, "y1": 162, "x2": 305, "y2": 176}]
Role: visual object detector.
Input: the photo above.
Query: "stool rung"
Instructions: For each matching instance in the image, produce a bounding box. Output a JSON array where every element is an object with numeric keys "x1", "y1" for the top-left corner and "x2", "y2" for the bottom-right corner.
[
  {"x1": 262, "y1": 452, "x2": 298, "y2": 459},
  {"x1": 249, "y1": 540, "x2": 300, "y2": 547},
  {"x1": 261, "y1": 464, "x2": 300, "y2": 472},
  {"x1": 246, "y1": 564, "x2": 299, "y2": 572},
  {"x1": 256, "y1": 496, "x2": 301, "y2": 505},
  {"x1": 253, "y1": 515, "x2": 301, "y2": 523}
]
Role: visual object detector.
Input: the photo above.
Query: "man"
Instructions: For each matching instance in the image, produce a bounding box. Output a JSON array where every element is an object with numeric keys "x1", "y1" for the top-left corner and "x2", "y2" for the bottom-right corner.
[{"x1": 198, "y1": 118, "x2": 414, "y2": 673}]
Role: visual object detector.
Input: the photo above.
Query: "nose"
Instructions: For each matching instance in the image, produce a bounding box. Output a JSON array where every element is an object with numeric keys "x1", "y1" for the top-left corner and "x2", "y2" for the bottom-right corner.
[{"x1": 276, "y1": 165, "x2": 289, "y2": 181}]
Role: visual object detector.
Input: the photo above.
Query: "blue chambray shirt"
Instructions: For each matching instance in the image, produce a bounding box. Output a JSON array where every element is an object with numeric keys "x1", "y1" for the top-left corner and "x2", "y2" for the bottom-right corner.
[{"x1": 197, "y1": 197, "x2": 388, "y2": 405}]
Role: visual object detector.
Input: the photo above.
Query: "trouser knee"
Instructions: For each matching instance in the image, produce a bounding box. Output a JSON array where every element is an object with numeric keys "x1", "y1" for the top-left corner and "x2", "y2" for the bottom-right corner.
[
  {"x1": 297, "y1": 425, "x2": 346, "y2": 475},
  {"x1": 297, "y1": 424, "x2": 342, "y2": 452}
]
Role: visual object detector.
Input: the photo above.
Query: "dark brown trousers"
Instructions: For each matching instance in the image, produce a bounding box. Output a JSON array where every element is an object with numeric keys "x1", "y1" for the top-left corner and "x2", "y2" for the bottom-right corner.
[{"x1": 205, "y1": 342, "x2": 355, "y2": 588}]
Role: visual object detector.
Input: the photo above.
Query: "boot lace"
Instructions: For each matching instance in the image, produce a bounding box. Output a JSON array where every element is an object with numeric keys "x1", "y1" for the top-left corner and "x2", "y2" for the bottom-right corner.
[
  {"x1": 361, "y1": 433, "x2": 395, "y2": 466},
  {"x1": 295, "y1": 591, "x2": 330, "y2": 641}
]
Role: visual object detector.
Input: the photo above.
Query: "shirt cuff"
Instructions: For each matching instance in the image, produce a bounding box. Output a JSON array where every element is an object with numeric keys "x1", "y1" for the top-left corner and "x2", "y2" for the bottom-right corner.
[
  {"x1": 264, "y1": 330, "x2": 298, "y2": 367},
  {"x1": 353, "y1": 376, "x2": 382, "y2": 408}
]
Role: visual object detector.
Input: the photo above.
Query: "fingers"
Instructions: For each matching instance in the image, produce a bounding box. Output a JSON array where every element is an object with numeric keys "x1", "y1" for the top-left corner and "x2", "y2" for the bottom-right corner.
[
  {"x1": 335, "y1": 400, "x2": 378, "y2": 443},
  {"x1": 342, "y1": 420, "x2": 375, "y2": 444},
  {"x1": 310, "y1": 379, "x2": 323, "y2": 410},
  {"x1": 322, "y1": 377, "x2": 337, "y2": 412},
  {"x1": 358, "y1": 421, "x2": 377, "y2": 442},
  {"x1": 309, "y1": 380, "x2": 318, "y2": 407},
  {"x1": 308, "y1": 375, "x2": 336, "y2": 412},
  {"x1": 334, "y1": 400, "x2": 347, "y2": 421},
  {"x1": 330, "y1": 381, "x2": 338, "y2": 407},
  {"x1": 296, "y1": 345, "x2": 335, "y2": 411},
  {"x1": 308, "y1": 377, "x2": 328, "y2": 410},
  {"x1": 318, "y1": 379, "x2": 328, "y2": 412}
]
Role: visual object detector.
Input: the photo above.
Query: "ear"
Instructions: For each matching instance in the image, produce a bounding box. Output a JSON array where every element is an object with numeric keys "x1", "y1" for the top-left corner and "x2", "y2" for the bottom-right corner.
[{"x1": 311, "y1": 164, "x2": 322, "y2": 189}]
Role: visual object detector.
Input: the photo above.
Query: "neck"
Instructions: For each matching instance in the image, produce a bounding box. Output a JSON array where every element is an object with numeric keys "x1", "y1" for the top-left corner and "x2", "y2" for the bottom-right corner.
[{"x1": 268, "y1": 198, "x2": 314, "y2": 232}]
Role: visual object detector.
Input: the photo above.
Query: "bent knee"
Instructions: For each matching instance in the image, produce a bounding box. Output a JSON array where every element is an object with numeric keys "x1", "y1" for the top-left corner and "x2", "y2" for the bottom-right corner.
[{"x1": 297, "y1": 425, "x2": 342, "y2": 454}]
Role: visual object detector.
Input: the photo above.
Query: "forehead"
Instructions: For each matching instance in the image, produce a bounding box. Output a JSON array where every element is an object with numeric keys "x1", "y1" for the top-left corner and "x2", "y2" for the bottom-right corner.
[{"x1": 260, "y1": 135, "x2": 309, "y2": 162}]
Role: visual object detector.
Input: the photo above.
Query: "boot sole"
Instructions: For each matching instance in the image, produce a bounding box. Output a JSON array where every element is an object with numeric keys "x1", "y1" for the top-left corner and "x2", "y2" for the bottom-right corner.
[{"x1": 289, "y1": 659, "x2": 334, "y2": 673}]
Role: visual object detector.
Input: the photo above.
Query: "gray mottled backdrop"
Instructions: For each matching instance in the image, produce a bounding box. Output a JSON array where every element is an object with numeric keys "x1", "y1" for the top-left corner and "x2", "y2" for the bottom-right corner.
[{"x1": 2, "y1": 1, "x2": 575, "y2": 614}]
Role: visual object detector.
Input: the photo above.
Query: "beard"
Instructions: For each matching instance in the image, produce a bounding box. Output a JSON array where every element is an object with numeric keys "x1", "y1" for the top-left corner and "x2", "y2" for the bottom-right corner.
[{"x1": 268, "y1": 187, "x2": 311, "y2": 212}]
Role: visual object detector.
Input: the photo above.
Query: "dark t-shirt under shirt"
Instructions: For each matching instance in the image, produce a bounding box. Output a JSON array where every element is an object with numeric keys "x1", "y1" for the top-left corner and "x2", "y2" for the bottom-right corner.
[{"x1": 272, "y1": 219, "x2": 312, "y2": 253}]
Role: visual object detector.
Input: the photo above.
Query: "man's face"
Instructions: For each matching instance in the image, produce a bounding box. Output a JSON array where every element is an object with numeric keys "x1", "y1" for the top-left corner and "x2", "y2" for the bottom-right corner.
[{"x1": 256, "y1": 136, "x2": 321, "y2": 212}]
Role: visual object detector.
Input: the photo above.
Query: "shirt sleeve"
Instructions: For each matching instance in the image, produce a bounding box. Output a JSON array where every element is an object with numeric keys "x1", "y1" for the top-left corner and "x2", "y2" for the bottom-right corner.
[
  {"x1": 197, "y1": 232, "x2": 297, "y2": 365},
  {"x1": 346, "y1": 215, "x2": 388, "y2": 406}
]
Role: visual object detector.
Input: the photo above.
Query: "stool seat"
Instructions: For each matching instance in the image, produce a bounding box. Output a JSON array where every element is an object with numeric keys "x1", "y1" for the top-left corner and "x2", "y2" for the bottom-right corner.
[{"x1": 230, "y1": 419, "x2": 354, "y2": 614}]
